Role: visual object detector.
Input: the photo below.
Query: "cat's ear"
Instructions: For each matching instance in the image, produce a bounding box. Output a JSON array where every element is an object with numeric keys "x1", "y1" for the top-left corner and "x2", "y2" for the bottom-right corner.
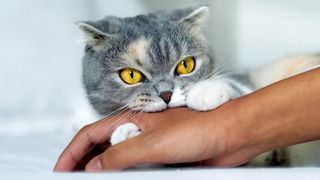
[
  {"x1": 178, "y1": 6, "x2": 209, "y2": 33},
  {"x1": 76, "y1": 21, "x2": 111, "y2": 51}
]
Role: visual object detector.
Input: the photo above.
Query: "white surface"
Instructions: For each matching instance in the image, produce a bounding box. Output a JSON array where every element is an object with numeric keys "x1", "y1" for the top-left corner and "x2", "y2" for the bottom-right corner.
[
  {"x1": 0, "y1": 117, "x2": 73, "y2": 173},
  {"x1": 1, "y1": 0, "x2": 320, "y2": 179},
  {"x1": 1, "y1": 117, "x2": 320, "y2": 179},
  {"x1": 1, "y1": 119, "x2": 320, "y2": 178},
  {"x1": 3, "y1": 169, "x2": 320, "y2": 180}
]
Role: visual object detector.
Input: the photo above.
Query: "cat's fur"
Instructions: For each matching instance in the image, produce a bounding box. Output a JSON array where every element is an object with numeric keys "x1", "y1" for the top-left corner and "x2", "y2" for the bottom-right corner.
[{"x1": 78, "y1": 6, "x2": 320, "y2": 166}]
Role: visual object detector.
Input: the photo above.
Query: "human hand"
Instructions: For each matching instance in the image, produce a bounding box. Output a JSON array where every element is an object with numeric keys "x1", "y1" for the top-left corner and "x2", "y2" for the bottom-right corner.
[
  {"x1": 54, "y1": 103, "x2": 253, "y2": 172},
  {"x1": 54, "y1": 68, "x2": 320, "y2": 171}
]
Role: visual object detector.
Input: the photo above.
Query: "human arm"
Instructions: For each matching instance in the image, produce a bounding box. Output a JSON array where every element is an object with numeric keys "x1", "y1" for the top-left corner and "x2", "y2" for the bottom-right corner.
[{"x1": 54, "y1": 68, "x2": 320, "y2": 171}]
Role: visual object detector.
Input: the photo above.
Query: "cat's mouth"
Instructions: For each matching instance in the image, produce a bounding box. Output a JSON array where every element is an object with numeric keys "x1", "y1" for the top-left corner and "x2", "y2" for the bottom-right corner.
[
  {"x1": 129, "y1": 89, "x2": 187, "y2": 113},
  {"x1": 137, "y1": 102, "x2": 168, "y2": 113},
  {"x1": 131, "y1": 101, "x2": 187, "y2": 113}
]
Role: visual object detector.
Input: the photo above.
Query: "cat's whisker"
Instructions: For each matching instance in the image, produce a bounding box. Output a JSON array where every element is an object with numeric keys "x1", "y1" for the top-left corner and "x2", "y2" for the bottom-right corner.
[
  {"x1": 81, "y1": 105, "x2": 132, "y2": 149},
  {"x1": 106, "y1": 108, "x2": 133, "y2": 126},
  {"x1": 104, "y1": 105, "x2": 130, "y2": 118},
  {"x1": 184, "y1": 55, "x2": 235, "y2": 88},
  {"x1": 109, "y1": 108, "x2": 136, "y2": 126},
  {"x1": 88, "y1": 105, "x2": 129, "y2": 132},
  {"x1": 75, "y1": 39, "x2": 88, "y2": 46},
  {"x1": 88, "y1": 109, "x2": 134, "y2": 146},
  {"x1": 209, "y1": 46, "x2": 234, "y2": 78},
  {"x1": 220, "y1": 41, "x2": 232, "y2": 63},
  {"x1": 134, "y1": 111, "x2": 144, "y2": 128},
  {"x1": 131, "y1": 110, "x2": 143, "y2": 123},
  {"x1": 203, "y1": 61, "x2": 230, "y2": 79}
]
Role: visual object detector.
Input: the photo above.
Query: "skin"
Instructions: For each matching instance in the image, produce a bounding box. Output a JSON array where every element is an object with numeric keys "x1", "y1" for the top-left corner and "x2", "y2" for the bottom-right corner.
[{"x1": 54, "y1": 68, "x2": 320, "y2": 172}]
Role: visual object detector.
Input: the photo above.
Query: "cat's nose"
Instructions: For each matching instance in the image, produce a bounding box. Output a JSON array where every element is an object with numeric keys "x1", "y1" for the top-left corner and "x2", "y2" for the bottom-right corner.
[{"x1": 159, "y1": 91, "x2": 173, "y2": 104}]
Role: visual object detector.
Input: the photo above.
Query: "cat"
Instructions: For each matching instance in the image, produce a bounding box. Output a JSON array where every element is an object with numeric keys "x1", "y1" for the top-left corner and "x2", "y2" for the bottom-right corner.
[{"x1": 77, "y1": 6, "x2": 320, "y2": 166}]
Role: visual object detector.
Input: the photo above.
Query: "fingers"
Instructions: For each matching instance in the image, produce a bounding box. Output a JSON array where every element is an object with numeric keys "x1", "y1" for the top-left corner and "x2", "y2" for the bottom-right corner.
[
  {"x1": 54, "y1": 115, "x2": 132, "y2": 171},
  {"x1": 73, "y1": 142, "x2": 110, "y2": 171},
  {"x1": 85, "y1": 134, "x2": 155, "y2": 171},
  {"x1": 54, "y1": 111, "x2": 150, "y2": 172},
  {"x1": 200, "y1": 150, "x2": 251, "y2": 167},
  {"x1": 54, "y1": 124, "x2": 98, "y2": 172}
]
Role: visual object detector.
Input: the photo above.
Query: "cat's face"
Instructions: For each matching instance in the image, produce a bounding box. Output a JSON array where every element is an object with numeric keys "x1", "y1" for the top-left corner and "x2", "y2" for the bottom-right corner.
[{"x1": 80, "y1": 7, "x2": 214, "y2": 115}]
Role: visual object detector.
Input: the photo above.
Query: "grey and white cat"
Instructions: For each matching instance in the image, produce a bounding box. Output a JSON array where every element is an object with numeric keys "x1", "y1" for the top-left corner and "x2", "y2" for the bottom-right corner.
[{"x1": 78, "y1": 6, "x2": 320, "y2": 166}]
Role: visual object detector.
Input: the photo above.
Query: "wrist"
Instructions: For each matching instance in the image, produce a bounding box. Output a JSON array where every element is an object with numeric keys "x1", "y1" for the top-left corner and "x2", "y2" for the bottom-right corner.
[
  {"x1": 200, "y1": 98, "x2": 259, "y2": 166},
  {"x1": 213, "y1": 97, "x2": 269, "y2": 164},
  {"x1": 220, "y1": 98, "x2": 259, "y2": 156},
  {"x1": 205, "y1": 68, "x2": 320, "y2": 166}
]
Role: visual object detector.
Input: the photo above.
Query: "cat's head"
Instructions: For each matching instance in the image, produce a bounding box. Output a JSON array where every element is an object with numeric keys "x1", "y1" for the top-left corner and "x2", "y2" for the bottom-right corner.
[{"x1": 79, "y1": 6, "x2": 214, "y2": 115}]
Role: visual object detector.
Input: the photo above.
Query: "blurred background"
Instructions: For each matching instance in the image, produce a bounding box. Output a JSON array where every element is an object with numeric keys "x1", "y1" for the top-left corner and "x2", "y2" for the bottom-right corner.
[
  {"x1": 1, "y1": 0, "x2": 320, "y2": 122},
  {"x1": 0, "y1": 0, "x2": 320, "y2": 172}
]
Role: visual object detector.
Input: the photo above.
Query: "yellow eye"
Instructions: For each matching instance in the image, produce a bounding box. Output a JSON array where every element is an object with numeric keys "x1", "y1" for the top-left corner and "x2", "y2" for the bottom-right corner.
[
  {"x1": 175, "y1": 57, "x2": 196, "y2": 75},
  {"x1": 119, "y1": 68, "x2": 143, "y2": 85}
]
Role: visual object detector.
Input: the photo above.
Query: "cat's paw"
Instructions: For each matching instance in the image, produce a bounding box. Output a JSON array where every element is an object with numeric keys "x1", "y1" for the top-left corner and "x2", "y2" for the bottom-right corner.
[
  {"x1": 110, "y1": 123, "x2": 141, "y2": 145},
  {"x1": 187, "y1": 80, "x2": 232, "y2": 111}
]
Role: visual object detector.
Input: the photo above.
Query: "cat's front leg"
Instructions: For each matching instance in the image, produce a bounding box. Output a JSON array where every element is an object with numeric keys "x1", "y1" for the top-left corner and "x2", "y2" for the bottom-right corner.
[
  {"x1": 110, "y1": 123, "x2": 141, "y2": 145},
  {"x1": 187, "y1": 78, "x2": 240, "y2": 111}
]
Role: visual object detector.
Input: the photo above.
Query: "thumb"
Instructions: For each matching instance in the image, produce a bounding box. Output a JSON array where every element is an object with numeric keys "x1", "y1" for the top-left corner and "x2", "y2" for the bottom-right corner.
[{"x1": 85, "y1": 134, "x2": 154, "y2": 171}]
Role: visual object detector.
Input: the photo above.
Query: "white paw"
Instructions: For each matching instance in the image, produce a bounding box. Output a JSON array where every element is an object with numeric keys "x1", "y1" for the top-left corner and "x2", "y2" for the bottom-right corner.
[
  {"x1": 110, "y1": 123, "x2": 141, "y2": 145},
  {"x1": 187, "y1": 79, "x2": 232, "y2": 111}
]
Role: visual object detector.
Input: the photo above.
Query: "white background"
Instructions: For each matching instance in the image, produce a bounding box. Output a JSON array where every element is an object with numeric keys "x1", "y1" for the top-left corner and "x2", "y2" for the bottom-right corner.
[{"x1": 0, "y1": 0, "x2": 320, "y2": 175}]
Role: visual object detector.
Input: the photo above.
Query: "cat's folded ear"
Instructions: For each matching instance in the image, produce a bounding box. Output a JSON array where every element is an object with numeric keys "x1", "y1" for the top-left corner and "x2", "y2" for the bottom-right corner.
[
  {"x1": 76, "y1": 21, "x2": 112, "y2": 51},
  {"x1": 177, "y1": 6, "x2": 209, "y2": 34}
]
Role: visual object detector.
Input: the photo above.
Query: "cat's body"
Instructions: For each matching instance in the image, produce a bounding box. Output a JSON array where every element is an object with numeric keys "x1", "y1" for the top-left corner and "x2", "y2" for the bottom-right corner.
[{"x1": 78, "y1": 6, "x2": 320, "y2": 167}]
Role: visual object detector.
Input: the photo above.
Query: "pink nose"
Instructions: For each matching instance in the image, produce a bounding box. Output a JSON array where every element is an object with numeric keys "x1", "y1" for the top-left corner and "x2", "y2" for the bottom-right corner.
[{"x1": 159, "y1": 91, "x2": 173, "y2": 104}]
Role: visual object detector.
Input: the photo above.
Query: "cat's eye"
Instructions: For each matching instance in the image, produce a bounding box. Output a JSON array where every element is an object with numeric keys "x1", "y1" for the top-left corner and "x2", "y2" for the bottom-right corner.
[
  {"x1": 119, "y1": 68, "x2": 143, "y2": 85},
  {"x1": 175, "y1": 57, "x2": 196, "y2": 75}
]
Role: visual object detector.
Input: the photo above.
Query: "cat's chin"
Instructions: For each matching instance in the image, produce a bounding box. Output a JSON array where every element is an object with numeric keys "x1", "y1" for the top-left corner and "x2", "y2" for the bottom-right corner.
[
  {"x1": 168, "y1": 103, "x2": 186, "y2": 109},
  {"x1": 140, "y1": 103, "x2": 168, "y2": 113},
  {"x1": 139, "y1": 104, "x2": 186, "y2": 113}
]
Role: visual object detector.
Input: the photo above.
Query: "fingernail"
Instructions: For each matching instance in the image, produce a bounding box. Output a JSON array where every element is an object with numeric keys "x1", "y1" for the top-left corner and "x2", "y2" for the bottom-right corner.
[{"x1": 86, "y1": 157, "x2": 102, "y2": 172}]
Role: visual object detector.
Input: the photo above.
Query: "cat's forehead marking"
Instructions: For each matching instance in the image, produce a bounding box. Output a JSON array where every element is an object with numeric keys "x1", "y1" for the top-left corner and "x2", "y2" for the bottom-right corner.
[{"x1": 120, "y1": 37, "x2": 151, "y2": 66}]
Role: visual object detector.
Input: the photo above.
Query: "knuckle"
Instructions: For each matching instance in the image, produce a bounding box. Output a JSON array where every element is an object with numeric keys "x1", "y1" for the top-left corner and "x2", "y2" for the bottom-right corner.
[
  {"x1": 79, "y1": 124, "x2": 92, "y2": 132},
  {"x1": 78, "y1": 124, "x2": 98, "y2": 143}
]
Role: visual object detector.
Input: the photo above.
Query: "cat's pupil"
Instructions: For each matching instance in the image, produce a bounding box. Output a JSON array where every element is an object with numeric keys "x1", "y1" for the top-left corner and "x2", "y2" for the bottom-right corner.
[
  {"x1": 183, "y1": 61, "x2": 187, "y2": 68},
  {"x1": 130, "y1": 70, "x2": 134, "y2": 78}
]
